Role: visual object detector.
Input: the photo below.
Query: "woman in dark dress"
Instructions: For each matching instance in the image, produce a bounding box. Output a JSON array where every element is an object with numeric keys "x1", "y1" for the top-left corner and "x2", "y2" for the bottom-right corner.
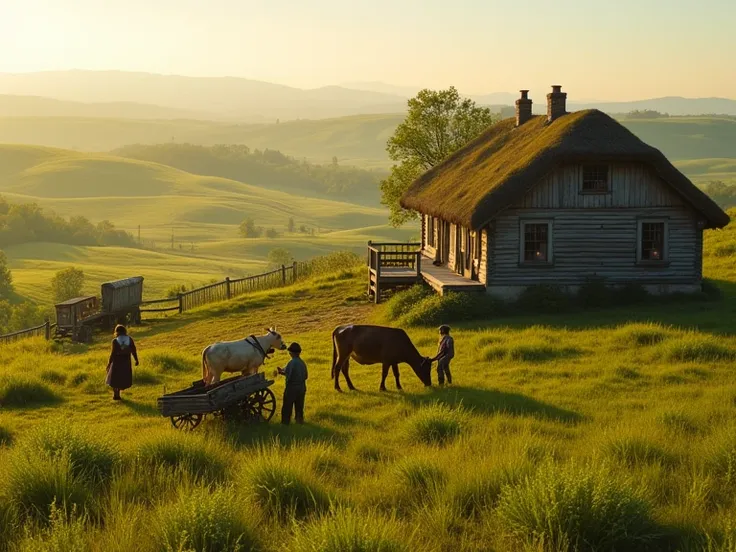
[{"x1": 106, "y1": 324, "x2": 138, "y2": 401}]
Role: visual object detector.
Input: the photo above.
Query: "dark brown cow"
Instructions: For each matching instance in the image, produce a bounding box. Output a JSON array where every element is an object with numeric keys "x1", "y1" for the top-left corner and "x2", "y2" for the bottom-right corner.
[{"x1": 331, "y1": 324, "x2": 436, "y2": 391}]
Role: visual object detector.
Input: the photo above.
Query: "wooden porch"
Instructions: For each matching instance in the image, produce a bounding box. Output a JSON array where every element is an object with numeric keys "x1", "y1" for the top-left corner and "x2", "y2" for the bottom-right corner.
[{"x1": 367, "y1": 242, "x2": 485, "y2": 303}]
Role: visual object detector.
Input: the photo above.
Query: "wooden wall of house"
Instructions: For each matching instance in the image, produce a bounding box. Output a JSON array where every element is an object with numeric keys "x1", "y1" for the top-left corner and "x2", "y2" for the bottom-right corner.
[
  {"x1": 487, "y1": 163, "x2": 704, "y2": 286},
  {"x1": 479, "y1": 229, "x2": 488, "y2": 285},
  {"x1": 518, "y1": 164, "x2": 685, "y2": 209}
]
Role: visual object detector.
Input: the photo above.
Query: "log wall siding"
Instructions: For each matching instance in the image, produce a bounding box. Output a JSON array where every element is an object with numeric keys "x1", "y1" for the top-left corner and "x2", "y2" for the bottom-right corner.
[
  {"x1": 490, "y1": 207, "x2": 700, "y2": 285},
  {"x1": 520, "y1": 163, "x2": 686, "y2": 210},
  {"x1": 448, "y1": 224, "x2": 457, "y2": 269},
  {"x1": 485, "y1": 164, "x2": 704, "y2": 286}
]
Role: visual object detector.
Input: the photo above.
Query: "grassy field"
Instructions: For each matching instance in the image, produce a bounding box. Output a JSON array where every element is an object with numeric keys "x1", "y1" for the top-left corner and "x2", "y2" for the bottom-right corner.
[
  {"x1": 0, "y1": 218, "x2": 735, "y2": 551},
  {"x1": 2, "y1": 114, "x2": 736, "y2": 172},
  {"x1": 4, "y1": 223, "x2": 418, "y2": 305}
]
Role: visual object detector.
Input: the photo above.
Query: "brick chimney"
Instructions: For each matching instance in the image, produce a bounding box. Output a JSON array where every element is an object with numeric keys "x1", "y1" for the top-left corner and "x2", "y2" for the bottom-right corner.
[
  {"x1": 515, "y1": 90, "x2": 532, "y2": 127},
  {"x1": 546, "y1": 85, "x2": 567, "y2": 122}
]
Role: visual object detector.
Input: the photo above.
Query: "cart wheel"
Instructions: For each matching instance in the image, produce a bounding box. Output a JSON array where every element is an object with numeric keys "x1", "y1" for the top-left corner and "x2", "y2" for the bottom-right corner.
[
  {"x1": 248, "y1": 388, "x2": 277, "y2": 422},
  {"x1": 170, "y1": 413, "x2": 203, "y2": 430}
]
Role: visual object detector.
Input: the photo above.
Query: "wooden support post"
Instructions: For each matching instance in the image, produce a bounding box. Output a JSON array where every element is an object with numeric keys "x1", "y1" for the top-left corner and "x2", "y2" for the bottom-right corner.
[
  {"x1": 44, "y1": 318, "x2": 50, "y2": 340},
  {"x1": 178, "y1": 294, "x2": 183, "y2": 314},
  {"x1": 225, "y1": 277, "x2": 231, "y2": 300},
  {"x1": 281, "y1": 264, "x2": 286, "y2": 285}
]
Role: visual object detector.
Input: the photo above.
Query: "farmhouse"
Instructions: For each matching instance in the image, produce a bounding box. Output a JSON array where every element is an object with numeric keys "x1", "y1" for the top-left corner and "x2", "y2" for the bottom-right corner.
[{"x1": 395, "y1": 86, "x2": 730, "y2": 300}]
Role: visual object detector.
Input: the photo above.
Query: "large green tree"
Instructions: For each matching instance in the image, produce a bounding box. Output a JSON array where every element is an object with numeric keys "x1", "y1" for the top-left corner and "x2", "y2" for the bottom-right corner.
[
  {"x1": 50, "y1": 267, "x2": 85, "y2": 302},
  {"x1": 380, "y1": 87, "x2": 496, "y2": 226}
]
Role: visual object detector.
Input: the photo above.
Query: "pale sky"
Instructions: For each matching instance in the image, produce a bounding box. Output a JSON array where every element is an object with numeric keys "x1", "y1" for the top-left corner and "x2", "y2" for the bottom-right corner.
[{"x1": 2, "y1": 0, "x2": 734, "y2": 100}]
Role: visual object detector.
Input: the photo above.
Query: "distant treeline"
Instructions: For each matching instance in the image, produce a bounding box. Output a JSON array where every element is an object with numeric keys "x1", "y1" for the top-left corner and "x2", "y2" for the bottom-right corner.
[
  {"x1": 112, "y1": 143, "x2": 385, "y2": 205},
  {"x1": 701, "y1": 181, "x2": 736, "y2": 210},
  {"x1": 0, "y1": 196, "x2": 136, "y2": 248}
]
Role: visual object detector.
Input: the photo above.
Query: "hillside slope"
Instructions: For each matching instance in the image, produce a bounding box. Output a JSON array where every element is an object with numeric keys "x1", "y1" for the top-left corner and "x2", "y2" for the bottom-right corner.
[
  {"x1": 0, "y1": 144, "x2": 391, "y2": 242},
  {"x1": 2, "y1": 113, "x2": 735, "y2": 173}
]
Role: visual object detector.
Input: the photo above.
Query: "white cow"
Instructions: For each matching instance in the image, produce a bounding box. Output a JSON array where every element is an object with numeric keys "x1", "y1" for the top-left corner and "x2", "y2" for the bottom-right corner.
[{"x1": 201, "y1": 328, "x2": 286, "y2": 385}]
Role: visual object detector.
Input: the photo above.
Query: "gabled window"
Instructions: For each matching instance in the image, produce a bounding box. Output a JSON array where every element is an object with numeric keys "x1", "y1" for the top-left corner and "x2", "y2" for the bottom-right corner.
[
  {"x1": 637, "y1": 219, "x2": 668, "y2": 263},
  {"x1": 520, "y1": 220, "x2": 553, "y2": 264},
  {"x1": 582, "y1": 165, "x2": 609, "y2": 193}
]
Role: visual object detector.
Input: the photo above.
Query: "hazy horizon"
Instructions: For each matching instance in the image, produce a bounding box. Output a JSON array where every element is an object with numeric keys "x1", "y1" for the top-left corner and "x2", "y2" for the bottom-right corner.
[{"x1": 3, "y1": 0, "x2": 735, "y2": 101}]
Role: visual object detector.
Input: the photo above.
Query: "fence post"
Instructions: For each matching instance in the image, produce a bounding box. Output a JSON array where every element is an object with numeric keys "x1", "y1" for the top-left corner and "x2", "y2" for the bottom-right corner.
[
  {"x1": 281, "y1": 264, "x2": 286, "y2": 285},
  {"x1": 292, "y1": 261, "x2": 298, "y2": 282},
  {"x1": 44, "y1": 318, "x2": 50, "y2": 340},
  {"x1": 178, "y1": 293, "x2": 183, "y2": 314},
  {"x1": 225, "y1": 277, "x2": 231, "y2": 300}
]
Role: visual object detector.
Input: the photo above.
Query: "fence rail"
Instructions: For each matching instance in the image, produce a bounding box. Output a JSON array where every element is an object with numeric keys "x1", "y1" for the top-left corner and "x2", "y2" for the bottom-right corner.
[
  {"x1": 0, "y1": 320, "x2": 55, "y2": 345},
  {"x1": 1, "y1": 256, "x2": 334, "y2": 345},
  {"x1": 140, "y1": 262, "x2": 302, "y2": 317}
]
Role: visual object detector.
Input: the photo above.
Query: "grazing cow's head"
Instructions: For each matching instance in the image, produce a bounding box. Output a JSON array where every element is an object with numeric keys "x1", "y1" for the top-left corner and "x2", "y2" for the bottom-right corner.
[
  {"x1": 265, "y1": 327, "x2": 287, "y2": 350},
  {"x1": 413, "y1": 357, "x2": 433, "y2": 387}
]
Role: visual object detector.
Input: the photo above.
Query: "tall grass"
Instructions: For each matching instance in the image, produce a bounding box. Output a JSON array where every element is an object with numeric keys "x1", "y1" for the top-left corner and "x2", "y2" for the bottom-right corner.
[
  {"x1": 497, "y1": 462, "x2": 661, "y2": 551},
  {"x1": 241, "y1": 449, "x2": 330, "y2": 520},
  {"x1": 289, "y1": 507, "x2": 409, "y2": 552},
  {"x1": 404, "y1": 402, "x2": 465, "y2": 446},
  {"x1": 154, "y1": 486, "x2": 261, "y2": 552},
  {"x1": 15, "y1": 502, "x2": 89, "y2": 552},
  {"x1": 23, "y1": 423, "x2": 121, "y2": 484},
  {"x1": 136, "y1": 432, "x2": 228, "y2": 483},
  {"x1": 0, "y1": 377, "x2": 61, "y2": 408}
]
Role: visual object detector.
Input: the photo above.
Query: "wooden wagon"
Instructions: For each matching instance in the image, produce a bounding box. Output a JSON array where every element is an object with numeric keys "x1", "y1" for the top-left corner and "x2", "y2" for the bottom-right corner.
[
  {"x1": 54, "y1": 296, "x2": 100, "y2": 342},
  {"x1": 54, "y1": 276, "x2": 144, "y2": 343},
  {"x1": 157, "y1": 372, "x2": 277, "y2": 430}
]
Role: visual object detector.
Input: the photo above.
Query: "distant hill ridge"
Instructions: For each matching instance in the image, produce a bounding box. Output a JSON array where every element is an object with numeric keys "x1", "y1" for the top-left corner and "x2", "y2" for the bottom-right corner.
[{"x1": 1, "y1": 71, "x2": 735, "y2": 120}]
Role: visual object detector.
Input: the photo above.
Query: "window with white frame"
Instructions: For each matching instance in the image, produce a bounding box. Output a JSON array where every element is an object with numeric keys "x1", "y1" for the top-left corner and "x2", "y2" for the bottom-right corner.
[
  {"x1": 637, "y1": 220, "x2": 668, "y2": 262},
  {"x1": 582, "y1": 165, "x2": 609, "y2": 193},
  {"x1": 520, "y1": 220, "x2": 553, "y2": 264}
]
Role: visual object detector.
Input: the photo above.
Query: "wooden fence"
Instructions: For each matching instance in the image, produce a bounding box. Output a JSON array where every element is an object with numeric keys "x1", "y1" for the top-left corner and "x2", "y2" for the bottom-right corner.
[
  {"x1": 1, "y1": 257, "x2": 330, "y2": 345},
  {"x1": 0, "y1": 319, "x2": 55, "y2": 346},
  {"x1": 140, "y1": 262, "x2": 301, "y2": 316}
]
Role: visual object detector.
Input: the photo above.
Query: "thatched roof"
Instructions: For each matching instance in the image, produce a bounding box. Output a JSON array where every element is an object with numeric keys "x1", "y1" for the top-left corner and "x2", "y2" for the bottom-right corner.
[{"x1": 400, "y1": 110, "x2": 730, "y2": 230}]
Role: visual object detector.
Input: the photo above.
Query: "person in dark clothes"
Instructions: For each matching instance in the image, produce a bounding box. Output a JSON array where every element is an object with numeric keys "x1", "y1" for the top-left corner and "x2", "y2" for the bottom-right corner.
[
  {"x1": 437, "y1": 324, "x2": 454, "y2": 386},
  {"x1": 106, "y1": 324, "x2": 138, "y2": 401},
  {"x1": 277, "y1": 342, "x2": 308, "y2": 425}
]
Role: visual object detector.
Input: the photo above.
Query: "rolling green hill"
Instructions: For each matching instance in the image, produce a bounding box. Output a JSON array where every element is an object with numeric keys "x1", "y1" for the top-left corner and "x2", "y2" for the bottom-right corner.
[
  {"x1": 0, "y1": 144, "x2": 394, "y2": 242},
  {"x1": 2, "y1": 114, "x2": 735, "y2": 172}
]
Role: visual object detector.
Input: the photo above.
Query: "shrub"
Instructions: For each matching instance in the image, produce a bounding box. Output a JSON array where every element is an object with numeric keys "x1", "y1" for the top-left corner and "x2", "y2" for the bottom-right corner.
[
  {"x1": 577, "y1": 276, "x2": 612, "y2": 308},
  {"x1": 0, "y1": 424, "x2": 12, "y2": 446},
  {"x1": 706, "y1": 434, "x2": 736, "y2": 487},
  {"x1": 5, "y1": 451, "x2": 93, "y2": 521},
  {"x1": 16, "y1": 502, "x2": 89, "y2": 552},
  {"x1": 605, "y1": 437, "x2": 674, "y2": 467},
  {"x1": 613, "y1": 323, "x2": 670, "y2": 347},
  {"x1": 23, "y1": 423, "x2": 121, "y2": 484},
  {"x1": 614, "y1": 282, "x2": 650, "y2": 304},
  {"x1": 448, "y1": 462, "x2": 529, "y2": 517},
  {"x1": 497, "y1": 462, "x2": 660, "y2": 551},
  {"x1": 385, "y1": 285, "x2": 431, "y2": 321},
  {"x1": 391, "y1": 457, "x2": 446, "y2": 497},
  {"x1": 405, "y1": 403, "x2": 465, "y2": 446},
  {"x1": 39, "y1": 370, "x2": 67, "y2": 385},
  {"x1": 402, "y1": 292, "x2": 502, "y2": 326},
  {"x1": 663, "y1": 335, "x2": 736, "y2": 363},
  {"x1": 297, "y1": 251, "x2": 362, "y2": 279},
  {"x1": 516, "y1": 284, "x2": 572, "y2": 314},
  {"x1": 155, "y1": 486, "x2": 261, "y2": 552},
  {"x1": 242, "y1": 456, "x2": 330, "y2": 520},
  {"x1": 289, "y1": 507, "x2": 408, "y2": 552},
  {"x1": 137, "y1": 433, "x2": 227, "y2": 483},
  {"x1": 68, "y1": 373, "x2": 89, "y2": 387},
  {"x1": 0, "y1": 377, "x2": 61, "y2": 408}
]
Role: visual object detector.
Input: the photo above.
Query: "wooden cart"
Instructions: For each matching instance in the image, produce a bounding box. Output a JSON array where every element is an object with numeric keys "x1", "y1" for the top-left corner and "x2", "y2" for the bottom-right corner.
[
  {"x1": 54, "y1": 276, "x2": 144, "y2": 343},
  {"x1": 156, "y1": 372, "x2": 277, "y2": 430},
  {"x1": 54, "y1": 296, "x2": 102, "y2": 343}
]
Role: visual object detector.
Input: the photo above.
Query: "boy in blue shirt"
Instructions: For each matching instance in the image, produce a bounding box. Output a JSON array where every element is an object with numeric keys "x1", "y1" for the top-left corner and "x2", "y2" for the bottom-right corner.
[{"x1": 277, "y1": 342, "x2": 308, "y2": 424}]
